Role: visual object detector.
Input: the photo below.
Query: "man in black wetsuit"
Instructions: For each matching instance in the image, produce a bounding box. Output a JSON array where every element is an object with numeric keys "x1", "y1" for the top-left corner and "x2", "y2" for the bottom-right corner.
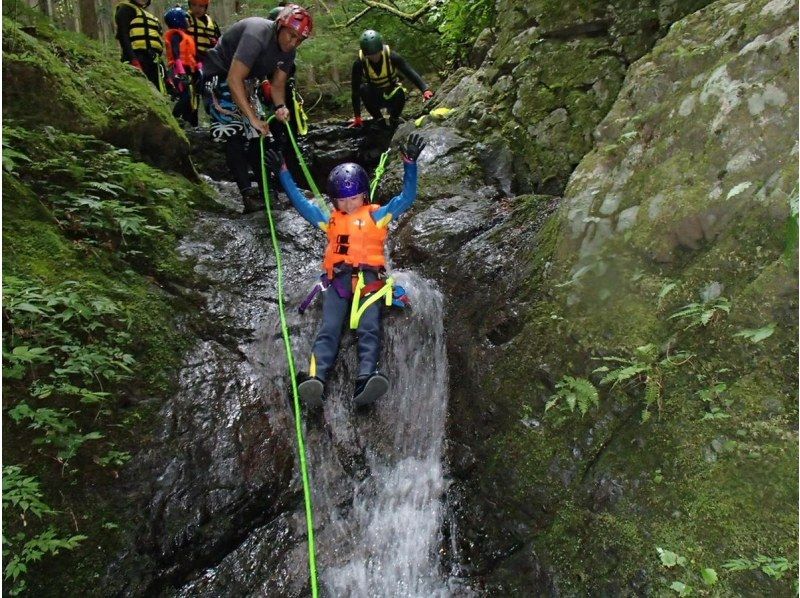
[{"x1": 349, "y1": 29, "x2": 434, "y2": 129}]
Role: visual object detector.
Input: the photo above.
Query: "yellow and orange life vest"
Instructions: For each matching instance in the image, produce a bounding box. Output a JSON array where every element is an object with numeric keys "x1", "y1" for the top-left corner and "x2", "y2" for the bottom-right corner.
[{"x1": 323, "y1": 204, "x2": 387, "y2": 277}]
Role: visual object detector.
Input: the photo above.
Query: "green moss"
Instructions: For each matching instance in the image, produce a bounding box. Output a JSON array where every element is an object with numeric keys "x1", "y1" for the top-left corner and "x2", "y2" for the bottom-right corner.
[{"x1": 3, "y1": 118, "x2": 207, "y2": 594}]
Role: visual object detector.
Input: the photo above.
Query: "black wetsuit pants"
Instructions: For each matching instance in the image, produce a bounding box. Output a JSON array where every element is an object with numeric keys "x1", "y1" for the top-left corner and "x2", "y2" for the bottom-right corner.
[
  {"x1": 312, "y1": 269, "x2": 383, "y2": 382},
  {"x1": 359, "y1": 84, "x2": 406, "y2": 121},
  {"x1": 131, "y1": 49, "x2": 162, "y2": 90}
]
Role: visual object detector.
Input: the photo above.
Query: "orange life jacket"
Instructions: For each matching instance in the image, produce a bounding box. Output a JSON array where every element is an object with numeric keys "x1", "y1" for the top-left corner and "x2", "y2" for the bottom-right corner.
[
  {"x1": 323, "y1": 204, "x2": 387, "y2": 278},
  {"x1": 163, "y1": 29, "x2": 198, "y2": 70}
]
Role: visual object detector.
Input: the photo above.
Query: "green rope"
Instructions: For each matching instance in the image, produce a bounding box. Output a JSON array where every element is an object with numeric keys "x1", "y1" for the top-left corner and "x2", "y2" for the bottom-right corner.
[
  {"x1": 284, "y1": 123, "x2": 329, "y2": 219},
  {"x1": 258, "y1": 125, "x2": 319, "y2": 598},
  {"x1": 369, "y1": 149, "x2": 391, "y2": 202}
]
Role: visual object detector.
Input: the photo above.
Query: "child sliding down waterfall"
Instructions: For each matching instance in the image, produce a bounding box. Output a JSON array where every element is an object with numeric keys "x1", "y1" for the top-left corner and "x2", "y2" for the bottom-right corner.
[{"x1": 265, "y1": 134, "x2": 426, "y2": 409}]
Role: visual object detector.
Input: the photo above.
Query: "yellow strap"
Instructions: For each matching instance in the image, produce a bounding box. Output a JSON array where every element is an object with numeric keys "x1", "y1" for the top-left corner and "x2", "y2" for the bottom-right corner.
[
  {"x1": 383, "y1": 84, "x2": 404, "y2": 100},
  {"x1": 349, "y1": 273, "x2": 393, "y2": 329},
  {"x1": 157, "y1": 61, "x2": 167, "y2": 95},
  {"x1": 293, "y1": 88, "x2": 309, "y2": 136}
]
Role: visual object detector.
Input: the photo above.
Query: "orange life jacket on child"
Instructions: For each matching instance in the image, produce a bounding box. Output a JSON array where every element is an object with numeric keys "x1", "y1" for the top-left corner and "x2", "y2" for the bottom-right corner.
[
  {"x1": 164, "y1": 29, "x2": 198, "y2": 70},
  {"x1": 322, "y1": 204, "x2": 387, "y2": 278}
]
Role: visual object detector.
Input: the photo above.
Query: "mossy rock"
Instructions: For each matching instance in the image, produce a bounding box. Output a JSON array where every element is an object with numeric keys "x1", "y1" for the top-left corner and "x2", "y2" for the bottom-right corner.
[{"x1": 2, "y1": 3, "x2": 194, "y2": 177}]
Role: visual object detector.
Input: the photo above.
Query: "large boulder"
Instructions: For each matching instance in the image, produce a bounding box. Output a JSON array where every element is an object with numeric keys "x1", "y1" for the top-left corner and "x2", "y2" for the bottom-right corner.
[
  {"x1": 423, "y1": 0, "x2": 717, "y2": 195},
  {"x1": 2, "y1": 7, "x2": 194, "y2": 178}
]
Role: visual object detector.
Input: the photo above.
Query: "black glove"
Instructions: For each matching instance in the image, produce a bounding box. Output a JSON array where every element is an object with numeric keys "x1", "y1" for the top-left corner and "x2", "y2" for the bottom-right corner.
[
  {"x1": 265, "y1": 148, "x2": 285, "y2": 175},
  {"x1": 401, "y1": 133, "x2": 426, "y2": 162}
]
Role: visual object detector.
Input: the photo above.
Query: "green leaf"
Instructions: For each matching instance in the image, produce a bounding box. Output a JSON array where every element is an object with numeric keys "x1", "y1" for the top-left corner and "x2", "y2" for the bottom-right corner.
[
  {"x1": 657, "y1": 547, "x2": 685, "y2": 568},
  {"x1": 600, "y1": 364, "x2": 648, "y2": 386},
  {"x1": 700, "y1": 568, "x2": 718, "y2": 586},
  {"x1": 658, "y1": 282, "x2": 677, "y2": 302},
  {"x1": 669, "y1": 580, "x2": 692, "y2": 595},
  {"x1": 733, "y1": 323, "x2": 775, "y2": 343}
]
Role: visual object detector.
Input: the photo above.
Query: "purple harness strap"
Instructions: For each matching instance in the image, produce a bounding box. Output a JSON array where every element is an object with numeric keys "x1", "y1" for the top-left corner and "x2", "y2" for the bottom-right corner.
[
  {"x1": 298, "y1": 274, "x2": 356, "y2": 314},
  {"x1": 298, "y1": 276, "x2": 328, "y2": 314}
]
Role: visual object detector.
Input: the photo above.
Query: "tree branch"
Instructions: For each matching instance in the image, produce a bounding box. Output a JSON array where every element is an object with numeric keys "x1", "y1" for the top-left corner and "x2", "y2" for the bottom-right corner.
[{"x1": 341, "y1": 0, "x2": 437, "y2": 27}]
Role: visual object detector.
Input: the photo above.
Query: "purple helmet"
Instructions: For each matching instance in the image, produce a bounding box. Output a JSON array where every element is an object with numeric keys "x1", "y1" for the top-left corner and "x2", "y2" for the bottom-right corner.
[
  {"x1": 164, "y1": 6, "x2": 188, "y2": 29},
  {"x1": 326, "y1": 163, "x2": 369, "y2": 200}
]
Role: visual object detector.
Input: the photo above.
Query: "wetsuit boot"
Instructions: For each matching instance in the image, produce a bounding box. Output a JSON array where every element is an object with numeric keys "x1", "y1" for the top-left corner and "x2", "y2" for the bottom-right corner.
[
  {"x1": 353, "y1": 372, "x2": 389, "y2": 407},
  {"x1": 241, "y1": 186, "x2": 262, "y2": 213},
  {"x1": 297, "y1": 373, "x2": 325, "y2": 410}
]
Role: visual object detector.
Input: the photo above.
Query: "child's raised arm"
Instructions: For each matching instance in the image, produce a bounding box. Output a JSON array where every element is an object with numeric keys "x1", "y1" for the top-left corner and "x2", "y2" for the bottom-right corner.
[
  {"x1": 372, "y1": 134, "x2": 426, "y2": 228},
  {"x1": 265, "y1": 149, "x2": 330, "y2": 230}
]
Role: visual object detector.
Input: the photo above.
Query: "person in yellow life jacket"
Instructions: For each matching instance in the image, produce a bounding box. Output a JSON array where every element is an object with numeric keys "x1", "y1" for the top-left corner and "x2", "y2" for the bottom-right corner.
[
  {"x1": 115, "y1": 0, "x2": 164, "y2": 89},
  {"x1": 349, "y1": 30, "x2": 434, "y2": 130},
  {"x1": 187, "y1": 0, "x2": 221, "y2": 63},
  {"x1": 264, "y1": 134, "x2": 427, "y2": 410},
  {"x1": 164, "y1": 7, "x2": 199, "y2": 126}
]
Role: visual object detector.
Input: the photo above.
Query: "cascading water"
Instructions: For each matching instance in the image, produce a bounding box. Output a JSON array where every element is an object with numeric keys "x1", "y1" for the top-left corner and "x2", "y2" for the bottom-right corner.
[{"x1": 303, "y1": 271, "x2": 457, "y2": 596}]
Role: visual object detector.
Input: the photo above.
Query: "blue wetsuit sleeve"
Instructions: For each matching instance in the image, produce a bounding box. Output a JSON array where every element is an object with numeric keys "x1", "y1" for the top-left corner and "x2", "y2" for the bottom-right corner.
[
  {"x1": 278, "y1": 169, "x2": 330, "y2": 230},
  {"x1": 372, "y1": 161, "x2": 417, "y2": 228}
]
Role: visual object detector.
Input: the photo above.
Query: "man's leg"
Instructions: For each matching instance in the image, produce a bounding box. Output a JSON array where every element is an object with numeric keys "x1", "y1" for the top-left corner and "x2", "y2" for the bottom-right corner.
[
  {"x1": 134, "y1": 50, "x2": 160, "y2": 89},
  {"x1": 225, "y1": 134, "x2": 252, "y2": 193},
  {"x1": 385, "y1": 87, "x2": 406, "y2": 127},
  {"x1": 359, "y1": 84, "x2": 384, "y2": 122}
]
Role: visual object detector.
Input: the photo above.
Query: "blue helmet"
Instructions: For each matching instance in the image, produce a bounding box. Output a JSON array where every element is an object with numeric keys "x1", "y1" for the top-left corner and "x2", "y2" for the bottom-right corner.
[
  {"x1": 165, "y1": 6, "x2": 188, "y2": 29},
  {"x1": 327, "y1": 163, "x2": 369, "y2": 200}
]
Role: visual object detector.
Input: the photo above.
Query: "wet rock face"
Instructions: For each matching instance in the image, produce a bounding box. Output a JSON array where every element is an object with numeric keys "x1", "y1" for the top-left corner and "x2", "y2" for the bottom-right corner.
[
  {"x1": 188, "y1": 122, "x2": 396, "y2": 196},
  {"x1": 106, "y1": 181, "x2": 328, "y2": 595},
  {"x1": 94, "y1": 0, "x2": 795, "y2": 593},
  {"x1": 390, "y1": 0, "x2": 797, "y2": 594},
  {"x1": 422, "y1": 0, "x2": 717, "y2": 195},
  {"x1": 559, "y1": 0, "x2": 798, "y2": 304}
]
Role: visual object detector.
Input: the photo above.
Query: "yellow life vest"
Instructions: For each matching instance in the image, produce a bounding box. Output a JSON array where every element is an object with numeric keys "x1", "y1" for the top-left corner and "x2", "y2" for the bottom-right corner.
[
  {"x1": 359, "y1": 45, "x2": 398, "y2": 91},
  {"x1": 188, "y1": 13, "x2": 219, "y2": 56},
  {"x1": 116, "y1": 1, "x2": 163, "y2": 54}
]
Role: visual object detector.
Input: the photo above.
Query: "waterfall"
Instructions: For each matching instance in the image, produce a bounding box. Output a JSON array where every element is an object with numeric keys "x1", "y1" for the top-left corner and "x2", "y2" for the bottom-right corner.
[
  {"x1": 304, "y1": 271, "x2": 457, "y2": 596},
  {"x1": 163, "y1": 179, "x2": 471, "y2": 596}
]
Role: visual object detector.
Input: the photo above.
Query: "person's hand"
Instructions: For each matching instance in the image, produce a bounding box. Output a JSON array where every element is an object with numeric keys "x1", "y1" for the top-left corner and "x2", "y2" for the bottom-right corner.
[
  {"x1": 274, "y1": 105, "x2": 290, "y2": 122},
  {"x1": 347, "y1": 116, "x2": 363, "y2": 128},
  {"x1": 422, "y1": 89, "x2": 434, "y2": 101},
  {"x1": 129, "y1": 59, "x2": 143, "y2": 71},
  {"x1": 401, "y1": 133, "x2": 426, "y2": 162},
  {"x1": 265, "y1": 148, "x2": 286, "y2": 175},
  {"x1": 250, "y1": 117, "x2": 271, "y2": 137}
]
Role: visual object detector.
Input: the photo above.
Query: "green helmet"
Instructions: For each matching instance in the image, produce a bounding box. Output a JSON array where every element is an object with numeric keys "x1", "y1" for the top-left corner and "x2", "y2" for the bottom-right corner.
[
  {"x1": 359, "y1": 30, "x2": 383, "y2": 55},
  {"x1": 267, "y1": 6, "x2": 282, "y2": 20}
]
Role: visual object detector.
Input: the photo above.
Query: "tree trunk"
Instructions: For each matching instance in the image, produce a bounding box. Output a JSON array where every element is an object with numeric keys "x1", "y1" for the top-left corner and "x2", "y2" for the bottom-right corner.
[{"x1": 79, "y1": 0, "x2": 99, "y2": 39}]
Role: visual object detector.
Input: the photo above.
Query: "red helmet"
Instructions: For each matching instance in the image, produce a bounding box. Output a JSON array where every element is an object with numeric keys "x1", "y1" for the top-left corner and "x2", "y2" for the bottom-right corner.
[{"x1": 277, "y1": 5, "x2": 313, "y2": 39}]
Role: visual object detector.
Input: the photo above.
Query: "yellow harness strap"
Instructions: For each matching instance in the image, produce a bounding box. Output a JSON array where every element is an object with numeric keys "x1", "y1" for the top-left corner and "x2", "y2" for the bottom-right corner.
[
  {"x1": 293, "y1": 87, "x2": 309, "y2": 135},
  {"x1": 349, "y1": 272, "x2": 393, "y2": 329}
]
